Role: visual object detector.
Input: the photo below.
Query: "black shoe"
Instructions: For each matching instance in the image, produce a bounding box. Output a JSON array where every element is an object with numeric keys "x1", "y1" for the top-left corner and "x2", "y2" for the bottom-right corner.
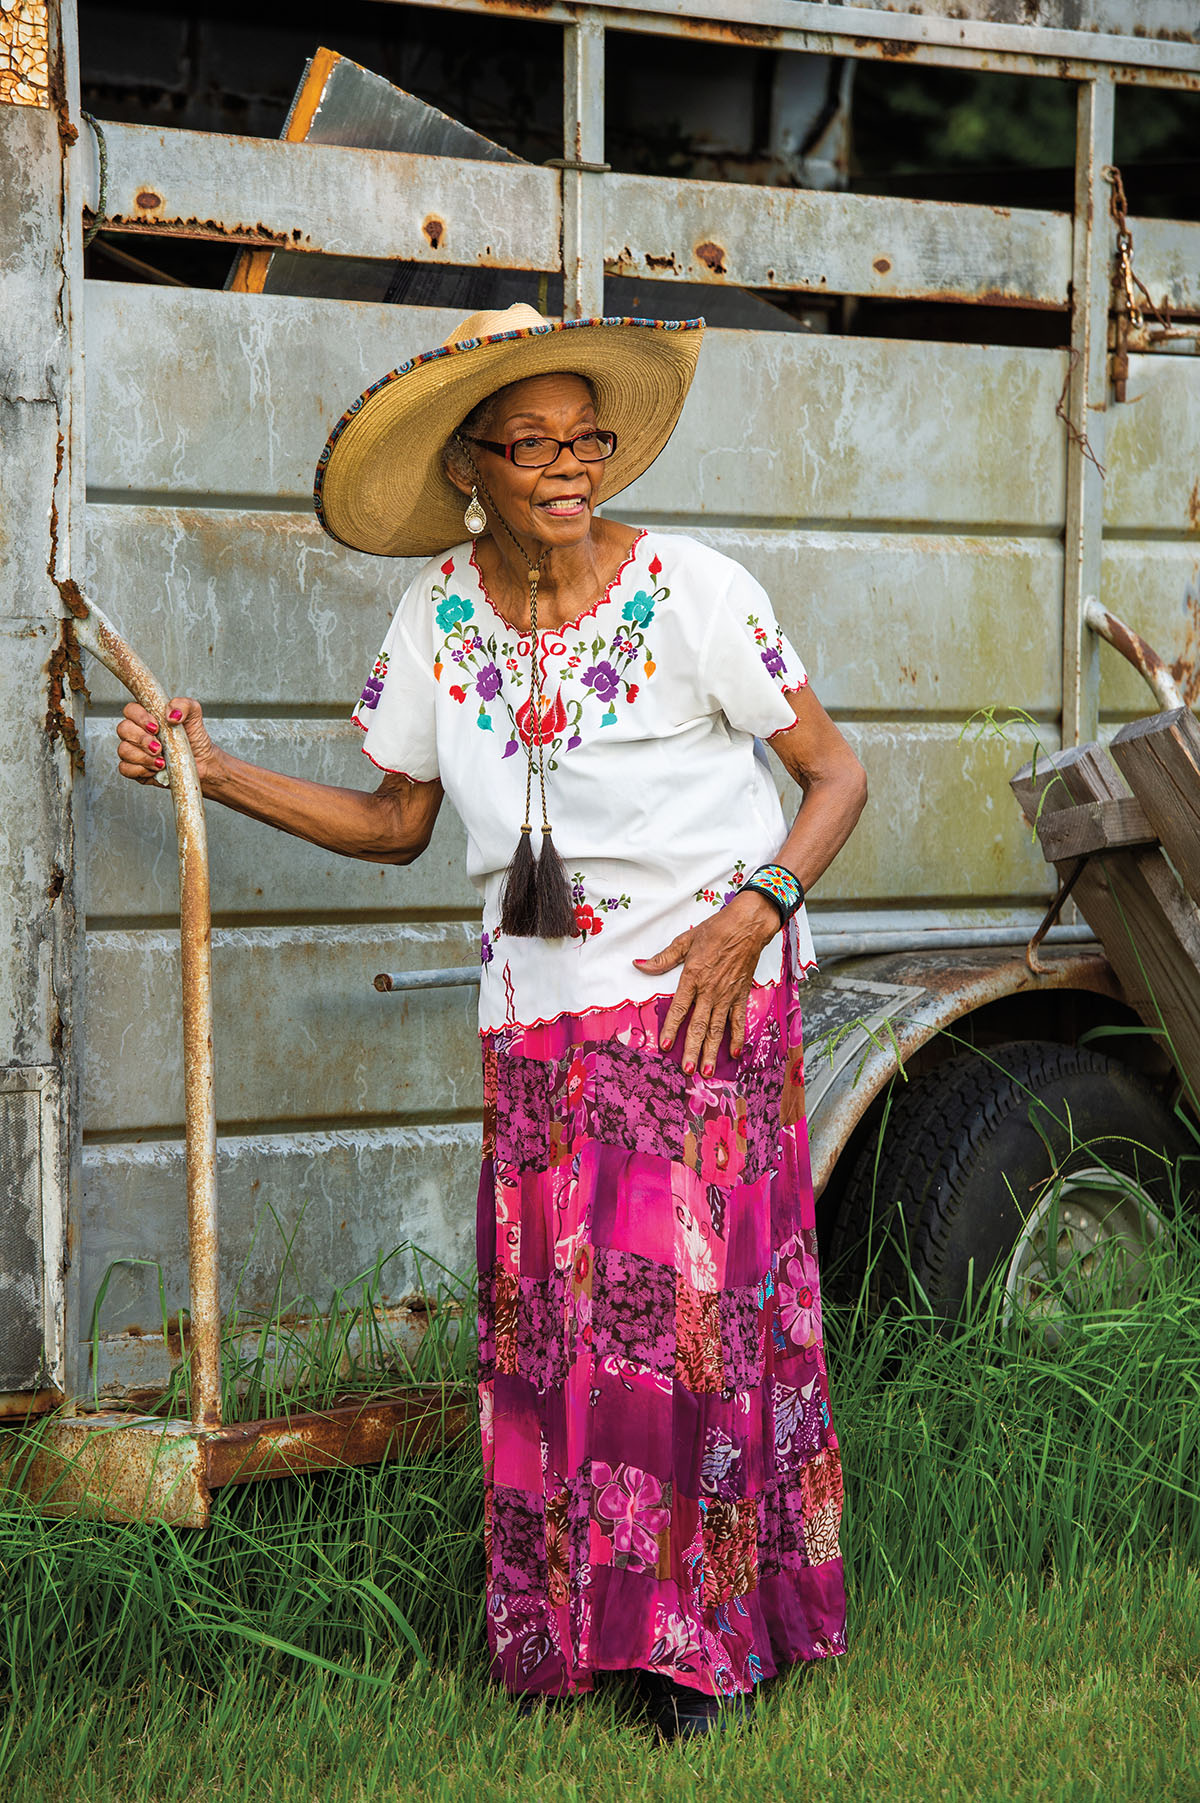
[{"x1": 646, "y1": 1677, "x2": 754, "y2": 1741}]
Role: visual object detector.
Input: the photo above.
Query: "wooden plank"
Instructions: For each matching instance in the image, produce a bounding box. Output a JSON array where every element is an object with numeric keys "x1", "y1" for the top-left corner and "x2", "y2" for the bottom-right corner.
[
  {"x1": 84, "y1": 284, "x2": 1070, "y2": 525},
  {"x1": 83, "y1": 505, "x2": 1064, "y2": 716},
  {"x1": 1110, "y1": 708, "x2": 1200, "y2": 906},
  {"x1": 1012, "y1": 742, "x2": 1200, "y2": 1101},
  {"x1": 1035, "y1": 795, "x2": 1156, "y2": 864},
  {"x1": 92, "y1": 122, "x2": 560, "y2": 272}
]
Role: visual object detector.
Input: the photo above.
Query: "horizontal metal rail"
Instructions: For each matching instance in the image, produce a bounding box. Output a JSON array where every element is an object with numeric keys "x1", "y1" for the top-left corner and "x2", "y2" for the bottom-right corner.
[
  {"x1": 81, "y1": 122, "x2": 1200, "y2": 317},
  {"x1": 372, "y1": 924, "x2": 1098, "y2": 993},
  {"x1": 377, "y1": 0, "x2": 1200, "y2": 88}
]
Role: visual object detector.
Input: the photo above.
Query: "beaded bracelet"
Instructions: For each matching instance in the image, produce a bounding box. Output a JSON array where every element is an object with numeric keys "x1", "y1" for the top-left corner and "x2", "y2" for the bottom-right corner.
[{"x1": 741, "y1": 862, "x2": 805, "y2": 925}]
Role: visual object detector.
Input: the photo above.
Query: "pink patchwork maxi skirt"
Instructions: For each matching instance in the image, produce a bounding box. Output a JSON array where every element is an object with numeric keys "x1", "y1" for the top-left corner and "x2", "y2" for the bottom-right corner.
[{"x1": 477, "y1": 953, "x2": 846, "y2": 1698}]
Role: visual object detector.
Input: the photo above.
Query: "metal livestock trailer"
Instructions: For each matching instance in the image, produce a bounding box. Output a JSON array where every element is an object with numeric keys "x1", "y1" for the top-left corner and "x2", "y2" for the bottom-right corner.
[{"x1": 1, "y1": 0, "x2": 1198, "y2": 1521}]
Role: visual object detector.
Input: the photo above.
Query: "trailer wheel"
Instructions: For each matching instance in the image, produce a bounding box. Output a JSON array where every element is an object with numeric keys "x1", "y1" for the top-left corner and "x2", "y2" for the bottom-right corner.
[{"x1": 830, "y1": 1040, "x2": 1191, "y2": 1329}]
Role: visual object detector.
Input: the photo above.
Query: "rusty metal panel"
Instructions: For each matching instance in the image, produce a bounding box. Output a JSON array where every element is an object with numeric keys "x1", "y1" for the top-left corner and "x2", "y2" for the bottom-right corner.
[
  {"x1": 82, "y1": 506, "x2": 420, "y2": 709},
  {"x1": 84, "y1": 922, "x2": 482, "y2": 1134},
  {"x1": 785, "y1": 721, "x2": 1059, "y2": 907},
  {"x1": 690, "y1": 528, "x2": 1063, "y2": 718},
  {"x1": 86, "y1": 122, "x2": 560, "y2": 269},
  {"x1": 82, "y1": 1123, "x2": 479, "y2": 1334},
  {"x1": 1099, "y1": 543, "x2": 1200, "y2": 720},
  {"x1": 1104, "y1": 356, "x2": 1200, "y2": 533},
  {"x1": 622, "y1": 335, "x2": 1069, "y2": 529},
  {"x1": 82, "y1": 720, "x2": 477, "y2": 918},
  {"x1": 83, "y1": 508, "x2": 1062, "y2": 719},
  {"x1": 1132, "y1": 218, "x2": 1200, "y2": 319},
  {"x1": 604, "y1": 174, "x2": 1070, "y2": 306},
  {"x1": 84, "y1": 286, "x2": 461, "y2": 501},
  {"x1": 85, "y1": 288, "x2": 1070, "y2": 527}
]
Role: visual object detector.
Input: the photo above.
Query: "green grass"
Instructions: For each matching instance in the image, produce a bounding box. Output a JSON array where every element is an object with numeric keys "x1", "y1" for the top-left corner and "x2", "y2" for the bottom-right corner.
[{"x1": 5, "y1": 1177, "x2": 1200, "y2": 1798}]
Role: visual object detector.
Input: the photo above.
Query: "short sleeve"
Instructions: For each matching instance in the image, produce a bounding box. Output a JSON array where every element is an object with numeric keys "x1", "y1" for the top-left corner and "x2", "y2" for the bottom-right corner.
[
  {"x1": 351, "y1": 573, "x2": 440, "y2": 781},
  {"x1": 699, "y1": 564, "x2": 808, "y2": 738}
]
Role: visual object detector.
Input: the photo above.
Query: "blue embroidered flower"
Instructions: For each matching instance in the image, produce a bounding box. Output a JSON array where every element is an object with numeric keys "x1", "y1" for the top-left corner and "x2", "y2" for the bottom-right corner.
[
  {"x1": 583, "y1": 660, "x2": 620, "y2": 703},
  {"x1": 475, "y1": 662, "x2": 502, "y2": 700},
  {"x1": 761, "y1": 644, "x2": 786, "y2": 679},
  {"x1": 622, "y1": 590, "x2": 655, "y2": 628},
  {"x1": 435, "y1": 594, "x2": 474, "y2": 633}
]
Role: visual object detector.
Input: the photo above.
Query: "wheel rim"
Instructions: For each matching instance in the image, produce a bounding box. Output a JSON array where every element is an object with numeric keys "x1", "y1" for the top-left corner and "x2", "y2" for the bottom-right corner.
[{"x1": 1002, "y1": 1164, "x2": 1166, "y2": 1338}]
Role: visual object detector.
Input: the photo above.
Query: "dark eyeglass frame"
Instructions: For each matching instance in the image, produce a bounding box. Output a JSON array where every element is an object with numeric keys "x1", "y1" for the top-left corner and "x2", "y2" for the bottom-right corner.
[{"x1": 464, "y1": 429, "x2": 618, "y2": 468}]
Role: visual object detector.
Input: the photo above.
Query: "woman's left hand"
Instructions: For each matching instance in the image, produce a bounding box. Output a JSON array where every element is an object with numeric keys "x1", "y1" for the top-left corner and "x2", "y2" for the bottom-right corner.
[{"x1": 633, "y1": 890, "x2": 780, "y2": 1073}]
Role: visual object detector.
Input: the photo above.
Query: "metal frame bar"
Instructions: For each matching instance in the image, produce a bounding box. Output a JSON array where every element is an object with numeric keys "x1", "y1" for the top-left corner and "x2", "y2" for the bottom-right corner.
[
  {"x1": 376, "y1": 0, "x2": 1200, "y2": 87},
  {"x1": 71, "y1": 595, "x2": 222, "y2": 1431},
  {"x1": 562, "y1": 18, "x2": 606, "y2": 318},
  {"x1": 1061, "y1": 78, "x2": 1115, "y2": 750}
]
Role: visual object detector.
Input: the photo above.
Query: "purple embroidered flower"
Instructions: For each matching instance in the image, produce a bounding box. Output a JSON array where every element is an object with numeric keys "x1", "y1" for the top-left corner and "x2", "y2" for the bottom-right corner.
[
  {"x1": 583, "y1": 660, "x2": 620, "y2": 703},
  {"x1": 502, "y1": 738, "x2": 519, "y2": 758},
  {"x1": 761, "y1": 645, "x2": 787, "y2": 679},
  {"x1": 567, "y1": 733, "x2": 582, "y2": 751},
  {"x1": 476, "y1": 662, "x2": 502, "y2": 700},
  {"x1": 481, "y1": 931, "x2": 494, "y2": 966},
  {"x1": 358, "y1": 676, "x2": 384, "y2": 710}
]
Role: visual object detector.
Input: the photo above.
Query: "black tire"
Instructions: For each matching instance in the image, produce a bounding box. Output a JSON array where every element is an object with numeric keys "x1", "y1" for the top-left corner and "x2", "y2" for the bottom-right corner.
[{"x1": 830, "y1": 1039, "x2": 1192, "y2": 1317}]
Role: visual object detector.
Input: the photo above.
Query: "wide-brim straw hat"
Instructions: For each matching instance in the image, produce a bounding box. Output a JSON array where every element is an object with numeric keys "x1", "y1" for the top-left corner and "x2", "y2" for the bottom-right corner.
[{"x1": 314, "y1": 303, "x2": 704, "y2": 558}]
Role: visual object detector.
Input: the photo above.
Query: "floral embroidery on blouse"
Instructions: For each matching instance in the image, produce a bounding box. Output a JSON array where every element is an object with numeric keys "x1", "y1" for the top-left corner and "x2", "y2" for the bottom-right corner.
[
  {"x1": 571, "y1": 872, "x2": 631, "y2": 943},
  {"x1": 695, "y1": 860, "x2": 746, "y2": 909},
  {"x1": 430, "y1": 551, "x2": 666, "y2": 765},
  {"x1": 747, "y1": 612, "x2": 790, "y2": 682},
  {"x1": 359, "y1": 651, "x2": 388, "y2": 712}
]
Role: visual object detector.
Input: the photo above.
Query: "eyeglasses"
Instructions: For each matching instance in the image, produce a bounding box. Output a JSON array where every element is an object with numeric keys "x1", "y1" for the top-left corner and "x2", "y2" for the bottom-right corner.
[{"x1": 465, "y1": 429, "x2": 618, "y2": 469}]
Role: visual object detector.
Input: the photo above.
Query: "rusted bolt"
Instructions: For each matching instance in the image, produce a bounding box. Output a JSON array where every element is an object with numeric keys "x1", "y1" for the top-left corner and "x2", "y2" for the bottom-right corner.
[
  {"x1": 423, "y1": 216, "x2": 445, "y2": 250},
  {"x1": 695, "y1": 241, "x2": 727, "y2": 276},
  {"x1": 873, "y1": 256, "x2": 892, "y2": 274},
  {"x1": 135, "y1": 189, "x2": 162, "y2": 210}
]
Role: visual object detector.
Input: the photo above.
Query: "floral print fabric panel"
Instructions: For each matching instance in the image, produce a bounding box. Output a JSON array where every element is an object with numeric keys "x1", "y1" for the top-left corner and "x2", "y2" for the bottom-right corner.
[{"x1": 478, "y1": 956, "x2": 846, "y2": 1698}]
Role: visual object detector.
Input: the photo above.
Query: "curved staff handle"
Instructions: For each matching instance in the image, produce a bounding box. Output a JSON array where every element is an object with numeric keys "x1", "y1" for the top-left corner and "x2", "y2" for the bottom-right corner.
[{"x1": 72, "y1": 595, "x2": 222, "y2": 1431}]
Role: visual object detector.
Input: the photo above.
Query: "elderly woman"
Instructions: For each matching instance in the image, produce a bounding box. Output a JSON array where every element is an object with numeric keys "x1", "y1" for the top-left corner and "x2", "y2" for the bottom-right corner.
[{"x1": 117, "y1": 305, "x2": 866, "y2": 1736}]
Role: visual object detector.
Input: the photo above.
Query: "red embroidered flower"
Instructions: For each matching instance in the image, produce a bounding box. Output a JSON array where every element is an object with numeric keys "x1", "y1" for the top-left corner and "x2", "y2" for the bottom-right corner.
[
  {"x1": 648, "y1": 554, "x2": 662, "y2": 578},
  {"x1": 449, "y1": 684, "x2": 466, "y2": 703},
  {"x1": 625, "y1": 684, "x2": 639, "y2": 703},
  {"x1": 574, "y1": 903, "x2": 602, "y2": 938},
  {"x1": 441, "y1": 558, "x2": 455, "y2": 577},
  {"x1": 515, "y1": 687, "x2": 567, "y2": 747}
]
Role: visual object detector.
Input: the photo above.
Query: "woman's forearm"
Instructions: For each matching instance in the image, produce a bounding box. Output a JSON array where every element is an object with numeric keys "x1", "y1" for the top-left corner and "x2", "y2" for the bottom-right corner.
[
  {"x1": 202, "y1": 746, "x2": 429, "y2": 864},
  {"x1": 777, "y1": 758, "x2": 869, "y2": 896}
]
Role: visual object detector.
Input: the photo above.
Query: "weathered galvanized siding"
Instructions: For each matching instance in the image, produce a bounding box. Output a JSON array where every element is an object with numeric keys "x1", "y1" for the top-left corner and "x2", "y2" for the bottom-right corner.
[{"x1": 76, "y1": 281, "x2": 1200, "y2": 1340}]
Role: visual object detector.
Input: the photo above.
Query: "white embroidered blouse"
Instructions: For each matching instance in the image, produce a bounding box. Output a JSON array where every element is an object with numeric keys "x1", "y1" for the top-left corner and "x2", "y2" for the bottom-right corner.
[{"x1": 353, "y1": 531, "x2": 816, "y2": 1033}]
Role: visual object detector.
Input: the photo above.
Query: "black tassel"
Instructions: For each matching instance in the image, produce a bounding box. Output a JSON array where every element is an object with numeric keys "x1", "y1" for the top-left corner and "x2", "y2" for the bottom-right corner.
[
  {"x1": 500, "y1": 826, "x2": 539, "y2": 937},
  {"x1": 534, "y1": 827, "x2": 577, "y2": 939}
]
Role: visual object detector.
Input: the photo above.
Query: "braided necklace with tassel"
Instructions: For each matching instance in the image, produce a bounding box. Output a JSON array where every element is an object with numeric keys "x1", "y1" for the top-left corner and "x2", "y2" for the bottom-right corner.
[{"x1": 459, "y1": 442, "x2": 577, "y2": 940}]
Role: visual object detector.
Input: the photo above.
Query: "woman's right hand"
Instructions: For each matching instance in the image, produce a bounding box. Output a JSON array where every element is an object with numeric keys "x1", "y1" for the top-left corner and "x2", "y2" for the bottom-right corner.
[{"x1": 116, "y1": 698, "x2": 220, "y2": 787}]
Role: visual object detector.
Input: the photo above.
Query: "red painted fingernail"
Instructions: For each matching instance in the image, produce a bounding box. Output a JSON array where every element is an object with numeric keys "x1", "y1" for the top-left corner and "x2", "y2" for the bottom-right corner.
[
  {"x1": 702, "y1": 1063, "x2": 714, "y2": 1077},
  {"x1": 155, "y1": 758, "x2": 165, "y2": 769},
  {"x1": 683, "y1": 1061, "x2": 695, "y2": 1074},
  {"x1": 147, "y1": 739, "x2": 161, "y2": 753},
  {"x1": 145, "y1": 719, "x2": 159, "y2": 732},
  {"x1": 168, "y1": 709, "x2": 183, "y2": 722}
]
